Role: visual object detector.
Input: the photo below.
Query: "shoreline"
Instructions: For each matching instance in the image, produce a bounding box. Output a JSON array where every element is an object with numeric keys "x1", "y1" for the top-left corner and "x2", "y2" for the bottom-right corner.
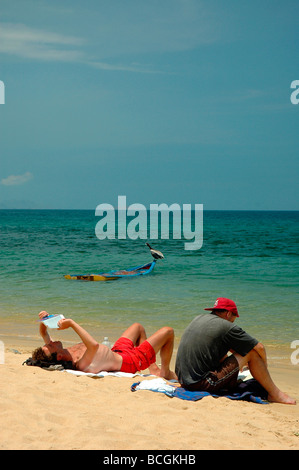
[
  {"x1": 1, "y1": 330, "x2": 298, "y2": 450},
  {"x1": 0, "y1": 318, "x2": 295, "y2": 368}
]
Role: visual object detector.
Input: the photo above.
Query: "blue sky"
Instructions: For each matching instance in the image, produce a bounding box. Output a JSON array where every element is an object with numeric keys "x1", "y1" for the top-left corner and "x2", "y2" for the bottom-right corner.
[{"x1": 0, "y1": 0, "x2": 298, "y2": 210}]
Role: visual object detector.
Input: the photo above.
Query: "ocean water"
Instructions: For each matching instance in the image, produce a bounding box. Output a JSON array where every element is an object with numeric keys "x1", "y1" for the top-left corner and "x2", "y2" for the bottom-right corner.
[{"x1": 0, "y1": 210, "x2": 298, "y2": 355}]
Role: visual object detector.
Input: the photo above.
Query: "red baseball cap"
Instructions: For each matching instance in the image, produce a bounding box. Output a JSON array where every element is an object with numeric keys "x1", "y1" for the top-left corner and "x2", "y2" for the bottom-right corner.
[{"x1": 204, "y1": 298, "x2": 239, "y2": 317}]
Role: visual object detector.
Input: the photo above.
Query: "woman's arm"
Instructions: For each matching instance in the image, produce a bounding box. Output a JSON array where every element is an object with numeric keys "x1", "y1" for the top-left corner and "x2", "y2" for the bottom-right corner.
[
  {"x1": 38, "y1": 311, "x2": 52, "y2": 344},
  {"x1": 57, "y1": 318, "x2": 99, "y2": 371},
  {"x1": 57, "y1": 318, "x2": 99, "y2": 351}
]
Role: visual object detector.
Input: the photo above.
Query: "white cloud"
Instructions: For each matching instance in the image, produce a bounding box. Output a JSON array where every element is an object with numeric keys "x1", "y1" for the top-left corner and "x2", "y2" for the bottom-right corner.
[
  {"x1": 0, "y1": 2, "x2": 218, "y2": 73},
  {"x1": 89, "y1": 61, "x2": 165, "y2": 74},
  {"x1": 1, "y1": 171, "x2": 33, "y2": 186},
  {"x1": 0, "y1": 22, "x2": 161, "y2": 73},
  {"x1": 0, "y1": 22, "x2": 167, "y2": 73},
  {"x1": 0, "y1": 23, "x2": 85, "y2": 62}
]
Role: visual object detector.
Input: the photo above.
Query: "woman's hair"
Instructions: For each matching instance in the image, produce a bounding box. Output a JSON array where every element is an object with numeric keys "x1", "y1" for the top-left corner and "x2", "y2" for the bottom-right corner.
[
  {"x1": 32, "y1": 347, "x2": 56, "y2": 363},
  {"x1": 27, "y1": 347, "x2": 75, "y2": 370}
]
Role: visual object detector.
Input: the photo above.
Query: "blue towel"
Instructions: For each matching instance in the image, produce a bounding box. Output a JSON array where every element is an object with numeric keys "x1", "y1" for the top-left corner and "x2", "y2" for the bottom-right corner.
[
  {"x1": 173, "y1": 386, "x2": 268, "y2": 404},
  {"x1": 131, "y1": 379, "x2": 269, "y2": 404}
]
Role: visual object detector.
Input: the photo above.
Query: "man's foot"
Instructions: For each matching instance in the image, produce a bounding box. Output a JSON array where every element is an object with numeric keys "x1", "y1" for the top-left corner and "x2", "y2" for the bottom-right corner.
[{"x1": 267, "y1": 389, "x2": 296, "y2": 405}]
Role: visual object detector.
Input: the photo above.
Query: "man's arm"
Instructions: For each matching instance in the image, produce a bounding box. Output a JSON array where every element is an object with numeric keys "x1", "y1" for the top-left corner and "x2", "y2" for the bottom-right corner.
[
  {"x1": 253, "y1": 342, "x2": 267, "y2": 367},
  {"x1": 231, "y1": 343, "x2": 267, "y2": 366},
  {"x1": 229, "y1": 343, "x2": 267, "y2": 373}
]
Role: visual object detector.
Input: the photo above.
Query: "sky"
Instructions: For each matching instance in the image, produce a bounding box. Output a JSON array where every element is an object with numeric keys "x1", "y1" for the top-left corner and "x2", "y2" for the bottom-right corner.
[{"x1": 0, "y1": 0, "x2": 298, "y2": 210}]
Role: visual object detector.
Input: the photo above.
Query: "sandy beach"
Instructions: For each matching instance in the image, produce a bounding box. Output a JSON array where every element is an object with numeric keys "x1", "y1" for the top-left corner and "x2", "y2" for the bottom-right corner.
[{"x1": 1, "y1": 334, "x2": 298, "y2": 451}]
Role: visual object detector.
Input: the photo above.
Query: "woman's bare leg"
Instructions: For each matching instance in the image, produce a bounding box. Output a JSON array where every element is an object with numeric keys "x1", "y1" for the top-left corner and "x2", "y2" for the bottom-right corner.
[
  {"x1": 120, "y1": 323, "x2": 147, "y2": 346},
  {"x1": 120, "y1": 323, "x2": 177, "y2": 379},
  {"x1": 120, "y1": 323, "x2": 161, "y2": 375},
  {"x1": 147, "y1": 327, "x2": 177, "y2": 380}
]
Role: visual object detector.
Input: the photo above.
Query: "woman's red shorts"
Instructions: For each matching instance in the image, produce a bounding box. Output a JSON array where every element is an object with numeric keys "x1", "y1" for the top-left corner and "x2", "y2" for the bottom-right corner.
[{"x1": 112, "y1": 337, "x2": 156, "y2": 373}]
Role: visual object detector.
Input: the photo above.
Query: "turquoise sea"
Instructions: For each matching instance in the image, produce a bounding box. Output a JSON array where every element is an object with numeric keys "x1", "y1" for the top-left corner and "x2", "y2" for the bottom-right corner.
[{"x1": 0, "y1": 210, "x2": 298, "y2": 359}]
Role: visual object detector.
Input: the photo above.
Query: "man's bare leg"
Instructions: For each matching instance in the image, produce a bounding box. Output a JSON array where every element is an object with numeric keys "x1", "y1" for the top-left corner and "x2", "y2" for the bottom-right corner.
[
  {"x1": 147, "y1": 327, "x2": 177, "y2": 380},
  {"x1": 235, "y1": 349, "x2": 296, "y2": 405}
]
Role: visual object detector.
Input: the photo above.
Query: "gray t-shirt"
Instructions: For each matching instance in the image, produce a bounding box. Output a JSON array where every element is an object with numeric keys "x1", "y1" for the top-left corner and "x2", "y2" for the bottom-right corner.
[{"x1": 175, "y1": 313, "x2": 258, "y2": 386}]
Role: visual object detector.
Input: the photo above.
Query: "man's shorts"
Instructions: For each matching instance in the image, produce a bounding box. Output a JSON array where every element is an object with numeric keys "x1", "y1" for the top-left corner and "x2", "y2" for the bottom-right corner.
[
  {"x1": 184, "y1": 355, "x2": 239, "y2": 393},
  {"x1": 111, "y1": 337, "x2": 156, "y2": 373}
]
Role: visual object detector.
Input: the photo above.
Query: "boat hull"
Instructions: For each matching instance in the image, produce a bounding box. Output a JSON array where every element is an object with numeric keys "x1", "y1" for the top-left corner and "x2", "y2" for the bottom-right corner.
[{"x1": 64, "y1": 261, "x2": 156, "y2": 281}]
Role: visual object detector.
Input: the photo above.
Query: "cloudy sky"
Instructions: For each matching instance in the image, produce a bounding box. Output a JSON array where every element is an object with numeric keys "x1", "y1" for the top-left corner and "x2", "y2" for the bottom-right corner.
[{"x1": 0, "y1": 0, "x2": 298, "y2": 209}]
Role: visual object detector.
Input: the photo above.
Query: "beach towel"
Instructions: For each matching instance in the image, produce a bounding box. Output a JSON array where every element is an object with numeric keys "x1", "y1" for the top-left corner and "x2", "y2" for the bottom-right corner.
[
  {"x1": 131, "y1": 378, "x2": 269, "y2": 404},
  {"x1": 63, "y1": 369, "x2": 150, "y2": 379},
  {"x1": 23, "y1": 357, "x2": 153, "y2": 378}
]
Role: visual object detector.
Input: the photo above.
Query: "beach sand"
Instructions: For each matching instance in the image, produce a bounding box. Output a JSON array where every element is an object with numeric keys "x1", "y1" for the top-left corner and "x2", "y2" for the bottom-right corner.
[{"x1": 1, "y1": 336, "x2": 299, "y2": 451}]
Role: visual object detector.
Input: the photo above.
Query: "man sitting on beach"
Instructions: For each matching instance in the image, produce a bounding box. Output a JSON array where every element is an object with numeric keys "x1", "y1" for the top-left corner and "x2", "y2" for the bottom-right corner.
[
  {"x1": 175, "y1": 298, "x2": 296, "y2": 405},
  {"x1": 32, "y1": 311, "x2": 177, "y2": 380}
]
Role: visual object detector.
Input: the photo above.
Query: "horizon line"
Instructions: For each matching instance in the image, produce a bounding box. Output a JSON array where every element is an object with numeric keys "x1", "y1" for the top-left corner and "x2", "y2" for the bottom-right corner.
[{"x1": 0, "y1": 208, "x2": 298, "y2": 212}]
